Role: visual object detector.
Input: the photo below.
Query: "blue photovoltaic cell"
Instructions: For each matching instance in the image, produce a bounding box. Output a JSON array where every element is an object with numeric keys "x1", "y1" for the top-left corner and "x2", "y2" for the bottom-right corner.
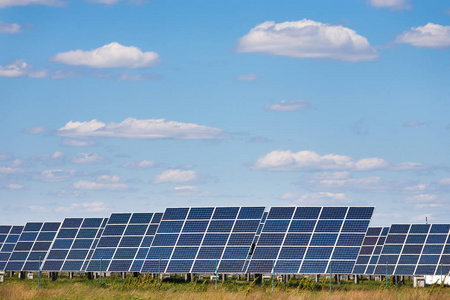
[
  {"x1": 238, "y1": 207, "x2": 264, "y2": 219},
  {"x1": 157, "y1": 221, "x2": 183, "y2": 233},
  {"x1": 346, "y1": 207, "x2": 374, "y2": 220},
  {"x1": 426, "y1": 235, "x2": 447, "y2": 244},
  {"x1": 275, "y1": 260, "x2": 301, "y2": 273},
  {"x1": 62, "y1": 218, "x2": 83, "y2": 228},
  {"x1": 341, "y1": 220, "x2": 370, "y2": 233},
  {"x1": 305, "y1": 247, "x2": 333, "y2": 259},
  {"x1": 197, "y1": 247, "x2": 224, "y2": 259},
  {"x1": 367, "y1": 227, "x2": 382, "y2": 236},
  {"x1": 167, "y1": 260, "x2": 193, "y2": 273},
  {"x1": 163, "y1": 208, "x2": 190, "y2": 220},
  {"x1": 283, "y1": 234, "x2": 311, "y2": 246},
  {"x1": 129, "y1": 213, "x2": 153, "y2": 224},
  {"x1": 251, "y1": 247, "x2": 279, "y2": 259},
  {"x1": 309, "y1": 234, "x2": 338, "y2": 246},
  {"x1": 233, "y1": 220, "x2": 260, "y2": 232},
  {"x1": 293, "y1": 207, "x2": 321, "y2": 219},
  {"x1": 223, "y1": 247, "x2": 250, "y2": 259},
  {"x1": 405, "y1": 235, "x2": 427, "y2": 244},
  {"x1": 151, "y1": 213, "x2": 163, "y2": 224},
  {"x1": 212, "y1": 207, "x2": 239, "y2": 219},
  {"x1": 389, "y1": 225, "x2": 410, "y2": 234},
  {"x1": 289, "y1": 220, "x2": 316, "y2": 232},
  {"x1": 267, "y1": 207, "x2": 295, "y2": 219},
  {"x1": 300, "y1": 261, "x2": 328, "y2": 273},
  {"x1": 172, "y1": 247, "x2": 198, "y2": 259},
  {"x1": 257, "y1": 234, "x2": 285, "y2": 246},
  {"x1": 409, "y1": 224, "x2": 430, "y2": 234},
  {"x1": 398, "y1": 255, "x2": 419, "y2": 264},
  {"x1": 319, "y1": 207, "x2": 347, "y2": 220},
  {"x1": 430, "y1": 224, "x2": 450, "y2": 234},
  {"x1": 261, "y1": 220, "x2": 290, "y2": 232},
  {"x1": 108, "y1": 213, "x2": 131, "y2": 224},
  {"x1": 315, "y1": 220, "x2": 342, "y2": 232},
  {"x1": 337, "y1": 234, "x2": 365, "y2": 246},
  {"x1": 247, "y1": 260, "x2": 273, "y2": 273},
  {"x1": 208, "y1": 221, "x2": 233, "y2": 232},
  {"x1": 192, "y1": 260, "x2": 217, "y2": 272},
  {"x1": 177, "y1": 234, "x2": 203, "y2": 246},
  {"x1": 278, "y1": 247, "x2": 305, "y2": 259},
  {"x1": 218, "y1": 260, "x2": 245, "y2": 273},
  {"x1": 187, "y1": 207, "x2": 214, "y2": 220},
  {"x1": 182, "y1": 221, "x2": 209, "y2": 233},
  {"x1": 327, "y1": 261, "x2": 355, "y2": 273},
  {"x1": 332, "y1": 247, "x2": 359, "y2": 259}
]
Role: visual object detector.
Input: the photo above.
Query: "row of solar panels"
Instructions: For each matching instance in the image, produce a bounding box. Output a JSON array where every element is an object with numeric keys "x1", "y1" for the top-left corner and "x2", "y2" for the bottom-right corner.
[{"x1": 0, "y1": 206, "x2": 448, "y2": 275}]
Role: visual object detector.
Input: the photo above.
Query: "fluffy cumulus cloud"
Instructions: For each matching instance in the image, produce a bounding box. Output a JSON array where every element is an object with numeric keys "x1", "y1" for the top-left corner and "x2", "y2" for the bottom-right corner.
[
  {"x1": 265, "y1": 100, "x2": 310, "y2": 112},
  {"x1": 0, "y1": 60, "x2": 46, "y2": 78},
  {"x1": 0, "y1": 21, "x2": 20, "y2": 34},
  {"x1": 254, "y1": 150, "x2": 426, "y2": 172},
  {"x1": 57, "y1": 118, "x2": 225, "y2": 140},
  {"x1": 72, "y1": 175, "x2": 128, "y2": 190},
  {"x1": 51, "y1": 42, "x2": 160, "y2": 68},
  {"x1": 368, "y1": 0, "x2": 411, "y2": 10},
  {"x1": 0, "y1": 0, "x2": 65, "y2": 8},
  {"x1": 396, "y1": 23, "x2": 450, "y2": 48},
  {"x1": 71, "y1": 152, "x2": 108, "y2": 164},
  {"x1": 154, "y1": 169, "x2": 198, "y2": 183},
  {"x1": 236, "y1": 19, "x2": 378, "y2": 62},
  {"x1": 122, "y1": 160, "x2": 156, "y2": 169}
]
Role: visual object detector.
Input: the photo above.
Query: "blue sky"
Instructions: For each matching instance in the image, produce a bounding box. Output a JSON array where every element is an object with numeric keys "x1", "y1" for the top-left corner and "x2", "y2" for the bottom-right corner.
[{"x1": 1, "y1": 0, "x2": 450, "y2": 226}]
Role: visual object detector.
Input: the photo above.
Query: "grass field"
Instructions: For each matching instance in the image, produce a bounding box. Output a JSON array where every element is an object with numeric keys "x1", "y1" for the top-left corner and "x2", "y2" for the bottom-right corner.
[{"x1": 1, "y1": 274, "x2": 450, "y2": 300}]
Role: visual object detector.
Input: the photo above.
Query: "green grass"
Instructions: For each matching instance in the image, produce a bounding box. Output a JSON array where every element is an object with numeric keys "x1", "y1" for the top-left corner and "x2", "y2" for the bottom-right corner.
[{"x1": 1, "y1": 273, "x2": 450, "y2": 299}]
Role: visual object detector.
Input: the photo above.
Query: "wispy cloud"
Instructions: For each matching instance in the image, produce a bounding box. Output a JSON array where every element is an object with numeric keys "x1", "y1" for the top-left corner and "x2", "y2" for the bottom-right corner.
[
  {"x1": 0, "y1": 60, "x2": 47, "y2": 78},
  {"x1": 57, "y1": 118, "x2": 226, "y2": 140},
  {"x1": 367, "y1": 0, "x2": 411, "y2": 10},
  {"x1": 236, "y1": 73, "x2": 257, "y2": 81},
  {"x1": 72, "y1": 152, "x2": 108, "y2": 164},
  {"x1": 62, "y1": 139, "x2": 96, "y2": 147},
  {"x1": 237, "y1": 19, "x2": 378, "y2": 62},
  {"x1": 24, "y1": 126, "x2": 46, "y2": 134},
  {"x1": 253, "y1": 150, "x2": 427, "y2": 172},
  {"x1": 0, "y1": 21, "x2": 20, "y2": 34},
  {"x1": 72, "y1": 175, "x2": 128, "y2": 190},
  {"x1": 122, "y1": 160, "x2": 156, "y2": 169},
  {"x1": 403, "y1": 120, "x2": 426, "y2": 127},
  {"x1": 265, "y1": 100, "x2": 310, "y2": 112},
  {"x1": 154, "y1": 169, "x2": 198, "y2": 183},
  {"x1": 0, "y1": 0, "x2": 66, "y2": 8}
]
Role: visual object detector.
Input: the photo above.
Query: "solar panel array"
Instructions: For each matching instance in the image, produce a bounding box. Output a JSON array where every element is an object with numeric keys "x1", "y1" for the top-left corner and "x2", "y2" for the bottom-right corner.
[
  {"x1": 0, "y1": 225, "x2": 24, "y2": 270},
  {"x1": 371, "y1": 224, "x2": 450, "y2": 276},
  {"x1": 86, "y1": 213, "x2": 162, "y2": 273},
  {"x1": 6, "y1": 222, "x2": 61, "y2": 271},
  {"x1": 42, "y1": 218, "x2": 108, "y2": 272},
  {"x1": 4, "y1": 207, "x2": 450, "y2": 277},
  {"x1": 246, "y1": 207, "x2": 374, "y2": 274},
  {"x1": 141, "y1": 207, "x2": 265, "y2": 274},
  {"x1": 352, "y1": 227, "x2": 389, "y2": 274}
]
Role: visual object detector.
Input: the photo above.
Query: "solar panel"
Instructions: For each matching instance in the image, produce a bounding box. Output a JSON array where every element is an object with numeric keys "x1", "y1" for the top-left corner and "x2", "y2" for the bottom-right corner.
[
  {"x1": 352, "y1": 226, "x2": 389, "y2": 274},
  {"x1": 86, "y1": 213, "x2": 162, "y2": 272},
  {"x1": 0, "y1": 226, "x2": 24, "y2": 271},
  {"x1": 247, "y1": 207, "x2": 374, "y2": 274},
  {"x1": 371, "y1": 224, "x2": 450, "y2": 275},
  {"x1": 141, "y1": 207, "x2": 265, "y2": 274},
  {"x1": 6, "y1": 222, "x2": 60, "y2": 271},
  {"x1": 42, "y1": 218, "x2": 107, "y2": 272}
]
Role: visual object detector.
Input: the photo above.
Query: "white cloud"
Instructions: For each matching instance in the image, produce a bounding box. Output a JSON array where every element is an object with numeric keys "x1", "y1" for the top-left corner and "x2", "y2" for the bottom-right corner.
[
  {"x1": 236, "y1": 19, "x2": 378, "y2": 62},
  {"x1": 96, "y1": 175, "x2": 122, "y2": 183},
  {"x1": 62, "y1": 139, "x2": 96, "y2": 147},
  {"x1": 87, "y1": 0, "x2": 121, "y2": 4},
  {"x1": 24, "y1": 126, "x2": 46, "y2": 134},
  {"x1": 0, "y1": 154, "x2": 14, "y2": 161},
  {"x1": 0, "y1": 0, "x2": 65, "y2": 8},
  {"x1": 0, "y1": 60, "x2": 47, "y2": 78},
  {"x1": 0, "y1": 21, "x2": 20, "y2": 34},
  {"x1": 118, "y1": 72, "x2": 160, "y2": 81},
  {"x1": 154, "y1": 169, "x2": 198, "y2": 183},
  {"x1": 72, "y1": 180, "x2": 128, "y2": 190},
  {"x1": 122, "y1": 160, "x2": 156, "y2": 169},
  {"x1": 33, "y1": 169, "x2": 76, "y2": 182},
  {"x1": 411, "y1": 214, "x2": 433, "y2": 223},
  {"x1": 51, "y1": 42, "x2": 160, "y2": 68},
  {"x1": 57, "y1": 118, "x2": 225, "y2": 140},
  {"x1": 55, "y1": 201, "x2": 109, "y2": 213},
  {"x1": 72, "y1": 152, "x2": 108, "y2": 164},
  {"x1": 5, "y1": 183, "x2": 25, "y2": 190},
  {"x1": 403, "y1": 120, "x2": 425, "y2": 127},
  {"x1": 50, "y1": 189, "x2": 85, "y2": 198},
  {"x1": 0, "y1": 167, "x2": 22, "y2": 174},
  {"x1": 254, "y1": 150, "x2": 426, "y2": 171},
  {"x1": 265, "y1": 100, "x2": 311, "y2": 112},
  {"x1": 368, "y1": 0, "x2": 411, "y2": 10},
  {"x1": 236, "y1": 73, "x2": 257, "y2": 81},
  {"x1": 405, "y1": 194, "x2": 437, "y2": 203},
  {"x1": 166, "y1": 185, "x2": 217, "y2": 197},
  {"x1": 396, "y1": 23, "x2": 450, "y2": 48},
  {"x1": 437, "y1": 178, "x2": 450, "y2": 185}
]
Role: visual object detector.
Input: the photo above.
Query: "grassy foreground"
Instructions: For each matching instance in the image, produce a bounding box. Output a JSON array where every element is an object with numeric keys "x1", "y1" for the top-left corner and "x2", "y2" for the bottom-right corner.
[{"x1": 1, "y1": 274, "x2": 450, "y2": 300}]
